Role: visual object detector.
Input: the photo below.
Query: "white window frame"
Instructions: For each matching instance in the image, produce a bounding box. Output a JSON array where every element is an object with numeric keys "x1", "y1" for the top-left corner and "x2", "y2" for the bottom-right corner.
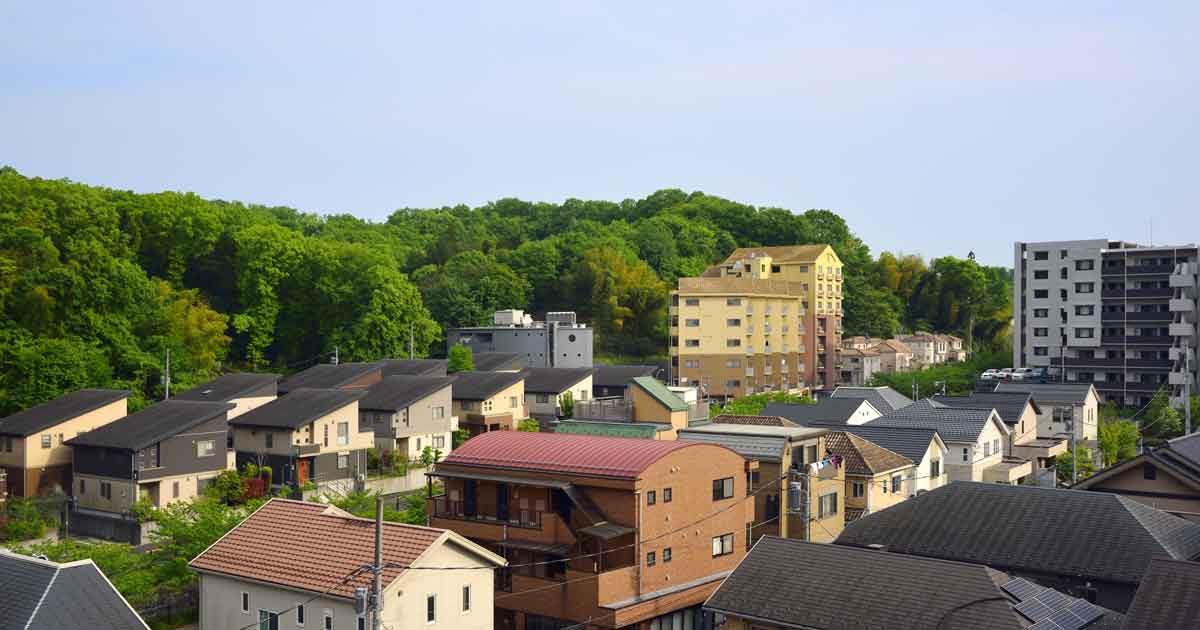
[
  {"x1": 323, "y1": 610, "x2": 333, "y2": 630},
  {"x1": 338, "y1": 453, "x2": 349, "y2": 469},
  {"x1": 296, "y1": 603, "x2": 305, "y2": 626},
  {"x1": 462, "y1": 584, "x2": 471, "y2": 613},
  {"x1": 240, "y1": 591, "x2": 250, "y2": 614},
  {"x1": 197, "y1": 439, "x2": 216, "y2": 458},
  {"x1": 426, "y1": 593, "x2": 437, "y2": 624},
  {"x1": 337, "y1": 422, "x2": 349, "y2": 446}
]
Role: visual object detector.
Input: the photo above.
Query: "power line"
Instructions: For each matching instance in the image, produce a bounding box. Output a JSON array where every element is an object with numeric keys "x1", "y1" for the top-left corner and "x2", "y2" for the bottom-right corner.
[{"x1": 229, "y1": 565, "x2": 371, "y2": 630}]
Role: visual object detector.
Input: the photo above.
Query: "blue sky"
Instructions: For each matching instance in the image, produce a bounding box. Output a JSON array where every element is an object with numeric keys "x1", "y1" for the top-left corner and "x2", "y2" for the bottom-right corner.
[{"x1": 2, "y1": 1, "x2": 1196, "y2": 266}]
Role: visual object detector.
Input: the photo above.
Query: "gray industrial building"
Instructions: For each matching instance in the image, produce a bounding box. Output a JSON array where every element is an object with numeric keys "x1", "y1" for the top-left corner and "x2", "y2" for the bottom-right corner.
[
  {"x1": 1013, "y1": 239, "x2": 1198, "y2": 408},
  {"x1": 446, "y1": 310, "x2": 594, "y2": 368}
]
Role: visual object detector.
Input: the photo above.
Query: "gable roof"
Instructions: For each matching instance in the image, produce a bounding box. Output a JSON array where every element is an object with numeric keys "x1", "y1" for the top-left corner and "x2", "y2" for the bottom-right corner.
[
  {"x1": 872, "y1": 339, "x2": 914, "y2": 354},
  {"x1": 833, "y1": 424, "x2": 944, "y2": 464},
  {"x1": 0, "y1": 389, "x2": 131, "y2": 437},
  {"x1": 521, "y1": 367, "x2": 593, "y2": 394},
  {"x1": 471, "y1": 352, "x2": 524, "y2": 371},
  {"x1": 378, "y1": 359, "x2": 448, "y2": 377},
  {"x1": 711, "y1": 414, "x2": 798, "y2": 427},
  {"x1": 870, "y1": 400, "x2": 1004, "y2": 443},
  {"x1": 761, "y1": 398, "x2": 875, "y2": 426},
  {"x1": 278, "y1": 362, "x2": 382, "y2": 394},
  {"x1": 1166, "y1": 432, "x2": 1200, "y2": 469},
  {"x1": 0, "y1": 550, "x2": 148, "y2": 629},
  {"x1": 993, "y1": 382, "x2": 1096, "y2": 404},
  {"x1": 1072, "y1": 448, "x2": 1200, "y2": 496},
  {"x1": 630, "y1": 376, "x2": 687, "y2": 412},
  {"x1": 442, "y1": 431, "x2": 716, "y2": 479},
  {"x1": 173, "y1": 373, "x2": 279, "y2": 403},
  {"x1": 933, "y1": 392, "x2": 1041, "y2": 425},
  {"x1": 592, "y1": 364, "x2": 660, "y2": 388},
  {"x1": 358, "y1": 376, "x2": 454, "y2": 412},
  {"x1": 836, "y1": 482, "x2": 1200, "y2": 584},
  {"x1": 1122, "y1": 558, "x2": 1200, "y2": 629},
  {"x1": 66, "y1": 400, "x2": 232, "y2": 450},
  {"x1": 826, "y1": 432, "x2": 913, "y2": 476},
  {"x1": 720, "y1": 244, "x2": 835, "y2": 264},
  {"x1": 228, "y1": 388, "x2": 365, "y2": 429},
  {"x1": 703, "y1": 536, "x2": 1023, "y2": 630},
  {"x1": 830, "y1": 386, "x2": 913, "y2": 413},
  {"x1": 189, "y1": 499, "x2": 502, "y2": 599},
  {"x1": 450, "y1": 371, "x2": 524, "y2": 400}
]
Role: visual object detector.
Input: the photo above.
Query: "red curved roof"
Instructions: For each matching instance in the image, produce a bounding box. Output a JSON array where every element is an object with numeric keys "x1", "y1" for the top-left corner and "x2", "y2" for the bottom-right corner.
[{"x1": 443, "y1": 431, "x2": 722, "y2": 478}]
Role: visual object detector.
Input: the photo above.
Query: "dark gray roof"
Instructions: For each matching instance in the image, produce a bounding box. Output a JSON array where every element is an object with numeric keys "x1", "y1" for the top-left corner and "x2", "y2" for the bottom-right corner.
[
  {"x1": 173, "y1": 373, "x2": 279, "y2": 402},
  {"x1": 229, "y1": 388, "x2": 365, "y2": 429},
  {"x1": 994, "y1": 382, "x2": 1095, "y2": 404},
  {"x1": 378, "y1": 359, "x2": 448, "y2": 377},
  {"x1": 358, "y1": 376, "x2": 454, "y2": 412},
  {"x1": 1122, "y1": 558, "x2": 1200, "y2": 629},
  {"x1": 677, "y1": 431, "x2": 789, "y2": 463},
  {"x1": 870, "y1": 400, "x2": 998, "y2": 443},
  {"x1": 278, "y1": 362, "x2": 381, "y2": 394},
  {"x1": 704, "y1": 536, "x2": 1023, "y2": 630},
  {"x1": 836, "y1": 482, "x2": 1200, "y2": 584},
  {"x1": 761, "y1": 398, "x2": 870, "y2": 426},
  {"x1": 522, "y1": 368, "x2": 593, "y2": 394},
  {"x1": 933, "y1": 392, "x2": 1040, "y2": 425},
  {"x1": 0, "y1": 551, "x2": 148, "y2": 629},
  {"x1": 450, "y1": 371, "x2": 525, "y2": 400},
  {"x1": 834, "y1": 425, "x2": 942, "y2": 463},
  {"x1": 1166, "y1": 432, "x2": 1200, "y2": 469},
  {"x1": 592, "y1": 364, "x2": 660, "y2": 387},
  {"x1": 830, "y1": 386, "x2": 913, "y2": 413},
  {"x1": 471, "y1": 352, "x2": 524, "y2": 371},
  {"x1": 0, "y1": 389, "x2": 131, "y2": 437},
  {"x1": 67, "y1": 400, "x2": 233, "y2": 450}
]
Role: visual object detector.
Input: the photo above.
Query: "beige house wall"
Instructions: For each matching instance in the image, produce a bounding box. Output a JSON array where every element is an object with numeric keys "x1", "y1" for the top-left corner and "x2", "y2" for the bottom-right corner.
[
  {"x1": 7, "y1": 399, "x2": 128, "y2": 469},
  {"x1": 525, "y1": 374, "x2": 592, "y2": 418},
  {"x1": 1009, "y1": 403, "x2": 1040, "y2": 451},
  {"x1": 453, "y1": 380, "x2": 526, "y2": 421},
  {"x1": 912, "y1": 438, "x2": 949, "y2": 493},
  {"x1": 946, "y1": 418, "x2": 1008, "y2": 482},
  {"x1": 226, "y1": 395, "x2": 276, "y2": 420},
  {"x1": 233, "y1": 402, "x2": 372, "y2": 457}
]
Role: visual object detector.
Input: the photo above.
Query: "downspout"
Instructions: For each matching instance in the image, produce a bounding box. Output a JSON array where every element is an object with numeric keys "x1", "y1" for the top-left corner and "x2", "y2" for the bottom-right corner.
[{"x1": 635, "y1": 488, "x2": 643, "y2": 594}]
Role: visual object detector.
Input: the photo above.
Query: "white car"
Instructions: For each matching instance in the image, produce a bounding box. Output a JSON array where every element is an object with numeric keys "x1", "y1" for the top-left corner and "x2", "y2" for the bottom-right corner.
[
  {"x1": 1011, "y1": 367, "x2": 1036, "y2": 381},
  {"x1": 998, "y1": 368, "x2": 1016, "y2": 380},
  {"x1": 980, "y1": 369, "x2": 1001, "y2": 381}
]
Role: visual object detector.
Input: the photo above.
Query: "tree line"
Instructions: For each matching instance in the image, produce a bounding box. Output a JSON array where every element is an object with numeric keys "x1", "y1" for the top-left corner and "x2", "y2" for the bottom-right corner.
[{"x1": 0, "y1": 167, "x2": 1012, "y2": 413}]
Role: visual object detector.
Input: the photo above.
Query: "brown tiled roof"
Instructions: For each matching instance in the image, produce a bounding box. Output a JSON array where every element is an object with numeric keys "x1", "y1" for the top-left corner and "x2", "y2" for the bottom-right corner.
[
  {"x1": 676, "y1": 277, "x2": 805, "y2": 296},
  {"x1": 720, "y1": 244, "x2": 834, "y2": 264},
  {"x1": 711, "y1": 414, "x2": 799, "y2": 427},
  {"x1": 871, "y1": 339, "x2": 914, "y2": 354},
  {"x1": 826, "y1": 432, "x2": 913, "y2": 476},
  {"x1": 190, "y1": 499, "x2": 448, "y2": 598}
]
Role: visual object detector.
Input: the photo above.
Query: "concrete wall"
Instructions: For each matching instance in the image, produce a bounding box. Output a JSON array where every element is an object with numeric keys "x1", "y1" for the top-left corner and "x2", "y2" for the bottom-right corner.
[
  {"x1": 1013, "y1": 240, "x2": 1106, "y2": 369},
  {"x1": 447, "y1": 324, "x2": 594, "y2": 368}
]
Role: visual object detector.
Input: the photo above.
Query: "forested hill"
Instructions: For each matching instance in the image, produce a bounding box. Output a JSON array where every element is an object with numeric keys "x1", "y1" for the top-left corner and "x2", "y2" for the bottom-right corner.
[{"x1": 0, "y1": 166, "x2": 1011, "y2": 413}]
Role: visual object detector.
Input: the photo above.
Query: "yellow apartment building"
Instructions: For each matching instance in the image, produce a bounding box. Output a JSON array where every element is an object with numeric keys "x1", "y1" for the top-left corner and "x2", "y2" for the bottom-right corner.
[{"x1": 669, "y1": 245, "x2": 844, "y2": 398}]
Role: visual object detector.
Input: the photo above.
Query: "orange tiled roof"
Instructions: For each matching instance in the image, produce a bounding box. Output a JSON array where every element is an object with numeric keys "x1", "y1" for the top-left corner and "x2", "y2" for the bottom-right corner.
[{"x1": 189, "y1": 499, "x2": 446, "y2": 598}]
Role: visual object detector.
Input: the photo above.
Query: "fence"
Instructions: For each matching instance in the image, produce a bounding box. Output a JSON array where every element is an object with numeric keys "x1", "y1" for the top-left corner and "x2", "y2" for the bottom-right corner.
[{"x1": 137, "y1": 585, "x2": 198, "y2": 624}]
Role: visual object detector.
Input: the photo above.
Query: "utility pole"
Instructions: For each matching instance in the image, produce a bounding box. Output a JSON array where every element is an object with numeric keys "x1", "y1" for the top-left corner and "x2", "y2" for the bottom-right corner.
[
  {"x1": 163, "y1": 349, "x2": 171, "y2": 400},
  {"x1": 332, "y1": 346, "x2": 339, "y2": 365},
  {"x1": 372, "y1": 496, "x2": 384, "y2": 630}
]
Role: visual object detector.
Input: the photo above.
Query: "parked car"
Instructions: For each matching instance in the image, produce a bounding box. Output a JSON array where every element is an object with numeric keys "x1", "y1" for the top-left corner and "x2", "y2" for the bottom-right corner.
[
  {"x1": 998, "y1": 368, "x2": 1016, "y2": 380},
  {"x1": 1029, "y1": 367, "x2": 1050, "y2": 383},
  {"x1": 980, "y1": 369, "x2": 1001, "y2": 381},
  {"x1": 1011, "y1": 367, "x2": 1036, "y2": 381}
]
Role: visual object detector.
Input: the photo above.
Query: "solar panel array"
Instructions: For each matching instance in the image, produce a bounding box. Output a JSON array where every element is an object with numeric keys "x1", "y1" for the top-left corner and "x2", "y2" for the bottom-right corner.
[{"x1": 1000, "y1": 578, "x2": 1105, "y2": 630}]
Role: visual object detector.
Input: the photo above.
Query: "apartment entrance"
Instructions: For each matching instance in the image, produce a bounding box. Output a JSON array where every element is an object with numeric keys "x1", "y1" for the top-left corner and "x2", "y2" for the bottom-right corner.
[{"x1": 297, "y1": 459, "x2": 311, "y2": 485}]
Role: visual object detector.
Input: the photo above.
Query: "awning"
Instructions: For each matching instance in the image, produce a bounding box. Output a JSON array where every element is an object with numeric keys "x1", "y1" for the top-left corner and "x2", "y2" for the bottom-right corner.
[
  {"x1": 577, "y1": 521, "x2": 636, "y2": 540},
  {"x1": 495, "y1": 540, "x2": 571, "y2": 556},
  {"x1": 426, "y1": 468, "x2": 572, "y2": 489}
]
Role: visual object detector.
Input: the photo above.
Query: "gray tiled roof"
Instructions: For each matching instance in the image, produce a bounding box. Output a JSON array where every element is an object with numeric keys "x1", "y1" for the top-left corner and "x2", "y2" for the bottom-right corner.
[
  {"x1": 471, "y1": 352, "x2": 524, "y2": 371},
  {"x1": 869, "y1": 399, "x2": 996, "y2": 443},
  {"x1": 1122, "y1": 558, "x2": 1200, "y2": 629},
  {"x1": 761, "y1": 398, "x2": 869, "y2": 426},
  {"x1": 830, "y1": 386, "x2": 913, "y2": 413},
  {"x1": 174, "y1": 373, "x2": 279, "y2": 403},
  {"x1": 993, "y1": 382, "x2": 1095, "y2": 404},
  {"x1": 278, "y1": 362, "x2": 382, "y2": 394},
  {"x1": 66, "y1": 400, "x2": 233, "y2": 450},
  {"x1": 521, "y1": 367, "x2": 593, "y2": 394},
  {"x1": 378, "y1": 359, "x2": 448, "y2": 377},
  {"x1": 0, "y1": 389, "x2": 131, "y2": 437},
  {"x1": 591, "y1": 365, "x2": 660, "y2": 387},
  {"x1": 357, "y1": 376, "x2": 454, "y2": 412},
  {"x1": 933, "y1": 392, "x2": 1039, "y2": 425},
  {"x1": 0, "y1": 551, "x2": 147, "y2": 629},
  {"x1": 450, "y1": 371, "x2": 525, "y2": 400},
  {"x1": 1166, "y1": 432, "x2": 1200, "y2": 469},
  {"x1": 704, "y1": 536, "x2": 1024, "y2": 630},
  {"x1": 677, "y1": 431, "x2": 789, "y2": 463},
  {"x1": 229, "y1": 388, "x2": 365, "y2": 429},
  {"x1": 834, "y1": 425, "x2": 942, "y2": 463},
  {"x1": 836, "y1": 482, "x2": 1200, "y2": 584}
]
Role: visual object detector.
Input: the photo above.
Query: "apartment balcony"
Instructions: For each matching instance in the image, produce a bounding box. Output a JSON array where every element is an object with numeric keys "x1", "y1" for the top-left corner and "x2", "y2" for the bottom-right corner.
[
  {"x1": 1011, "y1": 438, "x2": 1068, "y2": 461},
  {"x1": 1170, "y1": 298, "x2": 1194, "y2": 312},
  {"x1": 1102, "y1": 264, "x2": 1175, "y2": 277},
  {"x1": 1059, "y1": 357, "x2": 1171, "y2": 369},
  {"x1": 1170, "y1": 346, "x2": 1195, "y2": 362},
  {"x1": 574, "y1": 398, "x2": 633, "y2": 422},
  {"x1": 983, "y1": 457, "x2": 1034, "y2": 484},
  {"x1": 1170, "y1": 264, "x2": 1197, "y2": 288},
  {"x1": 295, "y1": 443, "x2": 322, "y2": 456},
  {"x1": 1096, "y1": 381, "x2": 1168, "y2": 393},
  {"x1": 1101, "y1": 311, "x2": 1173, "y2": 323},
  {"x1": 1102, "y1": 335, "x2": 1173, "y2": 346},
  {"x1": 1170, "y1": 323, "x2": 1195, "y2": 337},
  {"x1": 1102, "y1": 287, "x2": 1174, "y2": 300},
  {"x1": 429, "y1": 495, "x2": 577, "y2": 547},
  {"x1": 1169, "y1": 372, "x2": 1194, "y2": 386}
]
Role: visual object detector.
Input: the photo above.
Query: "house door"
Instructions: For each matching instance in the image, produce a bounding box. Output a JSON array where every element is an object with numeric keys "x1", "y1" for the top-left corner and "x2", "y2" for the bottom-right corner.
[
  {"x1": 497, "y1": 484, "x2": 510, "y2": 522},
  {"x1": 297, "y1": 459, "x2": 311, "y2": 485}
]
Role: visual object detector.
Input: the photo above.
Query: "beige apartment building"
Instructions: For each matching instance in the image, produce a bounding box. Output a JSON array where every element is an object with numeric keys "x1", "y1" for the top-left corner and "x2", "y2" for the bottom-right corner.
[{"x1": 670, "y1": 245, "x2": 844, "y2": 398}]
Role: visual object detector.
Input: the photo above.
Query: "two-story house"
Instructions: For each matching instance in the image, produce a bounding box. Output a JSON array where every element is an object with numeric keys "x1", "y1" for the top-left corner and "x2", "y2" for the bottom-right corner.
[
  {"x1": 824, "y1": 431, "x2": 916, "y2": 523},
  {"x1": 67, "y1": 399, "x2": 234, "y2": 543},
  {"x1": 837, "y1": 348, "x2": 881, "y2": 386},
  {"x1": 1072, "y1": 431, "x2": 1200, "y2": 521},
  {"x1": 556, "y1": 376, "x2": 704, "y2": 440},
  {"x1": 173, "y1": 373, "x2": 279, "y2": 419},
  {"x1": 428, "y1": 431, "x2": 752, "y2": 629},
  {"x1": 994, "y1": 382, "x2": 1100, "y2": 448},
  {"x1": 0, "y1": 389, "x2": 130, "y2": 498},
  {"x1": 591, "y1": 365, "x2": 660, "y2": 399},
  {"x1": 830, "y1": 425, "x2": 948, "y2": 494},
  {"x1": 935, "y1": 391, "x2": 1067, "y2": 487},
  {"x1": 522, "y1": 367, "x2": 593, "y2": 429},
  {"x1": 898, "y1": 332, "x2": 940, "y2": 366},
  {"x1": 357, "y1": 375, "x2": 456, "y2": 460},
  {"x1": 870, "y1": 339, "x2": 915, "y2": 373},
  {"x1": 190, "y1": 498, "x2": 505, "y2": 630},
  {"x1": 678, "y1": 417, "x2": 845, "y2": 543},
  {"x1": 450, "y1": 371, "x2": 526, "y2": 435},
  {"x1": 228, "y1": 388, "x2": 372, "y2": 490}
]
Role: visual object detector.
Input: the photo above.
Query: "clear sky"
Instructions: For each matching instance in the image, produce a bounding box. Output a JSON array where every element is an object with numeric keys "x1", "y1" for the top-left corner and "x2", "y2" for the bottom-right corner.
[{"x1": 2, "y1": 1, "x2": 1196, "y2": 266}]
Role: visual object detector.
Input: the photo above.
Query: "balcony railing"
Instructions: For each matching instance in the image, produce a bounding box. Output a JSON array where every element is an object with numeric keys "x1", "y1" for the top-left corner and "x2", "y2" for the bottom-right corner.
[
  {"x1": 1101, "y1": 288, "x2": 1174, "y2": 299},
  {"x1": 1101, "y1": 335, "x2": 1173, "y2": 346},
  {"x1": 1059, "y1": 357, "x2": 1172, "y2": 369},
  {"x1": 1102, "y1": 264, "x2": 1176, "y2": 277},
  {"x1": 430, "y1": 496, "x2": 543, "y2": 529},
  {"x1": 1101, "y1": 311, "x2": 1173, "y2": 322},
  {"x1": 573, "y1": 397, "x2": 633, "y2": 422}
]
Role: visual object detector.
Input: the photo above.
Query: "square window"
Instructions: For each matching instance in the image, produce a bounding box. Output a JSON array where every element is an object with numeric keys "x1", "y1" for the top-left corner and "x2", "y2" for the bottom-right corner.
[
  {"x1": 712, "y1": 477, "x2": 734, "y2": 500},
  {"x1": 1076, "y1": 328, "x2": 1094, "y2": 339},
  {"x1": 1076, "y1": 259, "x2": 1095, "y2": 271},
  {"x1": 1034, "y1": 309, "x2": 1048, "y2": 318},
  {"x1": 712, "y1": 533, "x2": 734, "y2": 557},
  {"x1": 1075, "y1": 282, "x2": 1095, "y2": 294},
  {"x1": 646, "y1": 551, "x2": 656, "y2": 566},
  {"x1": 197, "y1": 439, "x2": 216, "y2": 458},
  {"x1": 685, "y1": 318, "x2": 700, "y2": 327},
  {"x1": 1034, "y1": 251, "x2": 1049, "y2": 260},
  {"x1": 1034, "y1": 289, "x2": 1048, "y2": 299},
  {"x1": 1034, "y1": 270, "x2": 1048, "y2": 279}
]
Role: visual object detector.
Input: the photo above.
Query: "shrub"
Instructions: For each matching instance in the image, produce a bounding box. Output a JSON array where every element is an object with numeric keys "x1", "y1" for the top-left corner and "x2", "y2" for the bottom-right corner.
[
  {"x1": 367, "y1": 448, "x2": 381, "y2": 470},
  {"x1": 208, "y1": 469, "x2": 247, "y2": 504}
]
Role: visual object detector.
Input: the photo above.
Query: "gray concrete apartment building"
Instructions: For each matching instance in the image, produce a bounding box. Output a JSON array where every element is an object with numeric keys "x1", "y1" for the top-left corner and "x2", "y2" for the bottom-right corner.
[
  {"x1": 1014, "y1": 239, "x2": 1198, "y2": 408},
  {"x1": 445, "y1": 309, "x2": 593, "y2": 368}
]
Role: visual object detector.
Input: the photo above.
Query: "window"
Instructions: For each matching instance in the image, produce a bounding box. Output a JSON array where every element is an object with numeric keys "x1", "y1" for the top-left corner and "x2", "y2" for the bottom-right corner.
[
  {"x1": 724, "y1": 379, "x2": 741, "y2": 388},
  {"x1": 891, "y1": 475, "x2": 901, "y2": 493},
  {"x1": 509, "y1": 396, "x2": 518, "y2": 409},
  {"x1": 726, "y1": 339, "x2": 741, "y2": 347},
  {"x1": 725, "y1": 359, "x2": 741, "y2": 368},
  {"x1": 647, "y1": 490, "x2": 656, "y2": 505},
  {"x1": 1076, "y1": 259, "x2": 1095, "y2": 271},
  {"x1": 323, "y1": 425, "x2": 329, "y2": 447},
  {"x1": 297, "y1": 604, "x2": 305, "y2": 626},
  {"x1": 172, "y1": 481, "x2": 180, "y2": 498},
  {"x1": 993, "y1": 439, "x2": 1000, "y2": 454},
  {"x1": 41, "y1": 434, "x2": 51, "y2": 448},
  {"x1": 432, "y1": 406, "x2": 445, "y2": 419},
  {"x1": 685, "y1": 318, "x2": 700, "y2": 327},
  {"x1": 931, "y1": 460, "x2": 941, "y2": 478},
  {"x1": 1034, "y1": 270, "x2": 1048, "y2": 279},
  {"x1": 818, "y1": 492, "x2": 838, "y2": 518},
  {"x1": 323, "y1": 611, "x2": 333, "y2": 630},
  {"x1": 356, "y1": 618, "x2": 365, "y2": 630},
  {"x1": 664, "y1": 488, "x2": 672, "y2": 503},
  {"x1": 482, "y1": 400, "x2": 493, "y2": 412},
  {"x1": 852, "y1": 481, "x2": 864, "y2": 498},
  {"x1": 1034, "y1": 308, "x2": 1048, "y2": 318},
  {"x1": 1034, "y1": 328, "x2": 1048, "y2": 337},
  {"x1": 1034, "y1": 347, "x2": 1049, "y2": 356},
  {"x1": 962, "y1": 447, "x2": 969, "y2": 462},
  {"x1": 685, "y1": 298, "x2": 700, "y2": 306},
  {"x1": 337, "y1": 422, "x2": 349, "y2": 446},
  {"x1": 683, "y1": 360, "x2": 699, "y2": 369},
  {"x1": 646, "y1": 551, "x2": 656, "y2": 566},
  {"x1": 535, "y1": 393, "x2": 550, "y2": 404},
  {"x1": 433, "y1": 436, "x2": 445, "y2": 449},
  {"x1": 1076, "y1": 328, "x2": 1094, "y2": 338},
  {"x1": 726, "y1": 298, "x2": 742, "y2": 306},
  {"x1": 685, "y1": 339, "x2": 700, "y2": 347},
  {"x1": 461, "y1": 585, "x2": 471, "y2": 613},
  {"x1": 712, "y1": 533, "x2": 734, "y2": 556},
  {"x1": 1144, "y1": 464, "x2": 1157, "y2": 480},
  {"x1": 1075, "y1": 305, "x2": 1095, "y2": 316},
  {"x1": 712, "y1": 477, "x2": 734, "y2": 500},
  {"x1": 426, "y1": 594, "x2": 436, "y2": 623},
  {"x1": 727, "y1": 318, "x2": 741, "y2": 327},
  {"x1": 1034, "y1": 251, "x2": 1049, "y2": 260},
  {"x1": 663, "y1": 547, "x2": 672, "y2": 562},
  {"x1": 984, "y1": 442, "x2": 991, "y2": 457},
  {"x1": 1075, "y1": 282, "x2": 1095, "y2": 294},
  {"x1": 241, "y1": 592, "x2": 249, "y2": 613},
  {"x1": 101, "y1": 481, "x2": 112, "y2": 500},
  {"x1": 338, "y1": 453, "x2": 349, "y2": 469},
  {"x1": 258, "y1": 610, "x2": 279, "y2": 630},
  {"x1": 265, "y1": 432, "x2": 274, "y2": 448},
  {"x1": 1034, "y1": 289, "x2": 1048, "y2": 299},
  {"x1": 806, "y1": 444, "x2": 818, "y2": 464},
  {"x1": 79, "y1": 479, "x2": 86, "y2": 494}
]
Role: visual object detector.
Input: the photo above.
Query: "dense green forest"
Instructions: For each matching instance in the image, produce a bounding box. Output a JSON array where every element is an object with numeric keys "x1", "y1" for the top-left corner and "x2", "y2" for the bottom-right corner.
[{"x1": 0, "y1": 167, "x2": 1011, "y2": 413}]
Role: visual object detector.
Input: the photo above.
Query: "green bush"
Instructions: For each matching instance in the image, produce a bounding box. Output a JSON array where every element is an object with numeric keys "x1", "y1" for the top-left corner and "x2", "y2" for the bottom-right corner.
[{"x1": 2, "y1": 498, "x2": 52, "y2": 542}]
